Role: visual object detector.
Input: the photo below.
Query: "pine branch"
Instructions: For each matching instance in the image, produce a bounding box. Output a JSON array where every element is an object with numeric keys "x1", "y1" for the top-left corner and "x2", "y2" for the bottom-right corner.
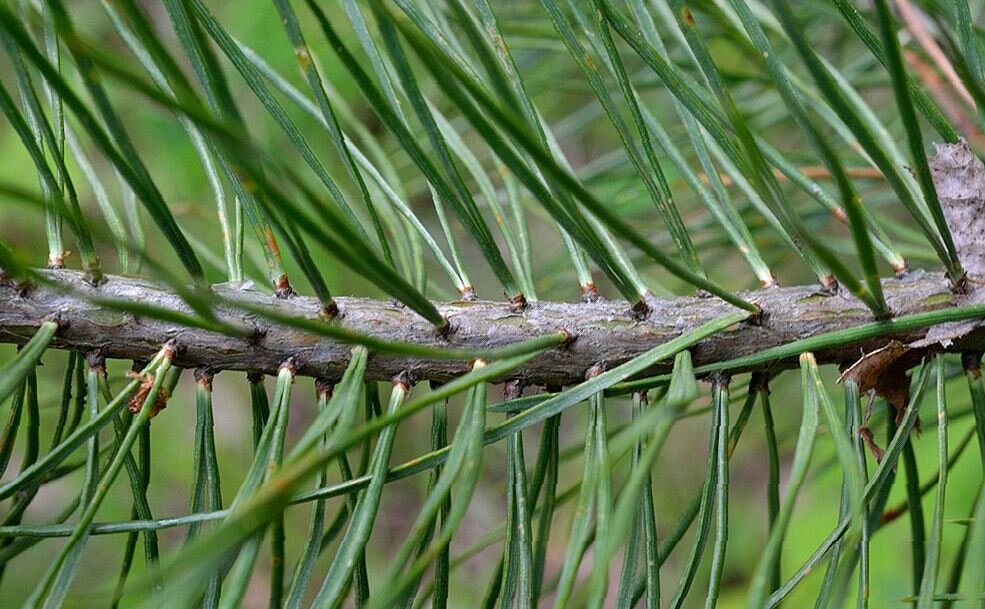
[{"x1": 0, "y1": 270, "x2": 980, "y2": 385}]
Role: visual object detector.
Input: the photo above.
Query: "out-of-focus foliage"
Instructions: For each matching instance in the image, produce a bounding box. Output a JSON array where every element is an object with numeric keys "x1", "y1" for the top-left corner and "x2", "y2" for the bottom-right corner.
[{"x1": 1, "y1": 0, "x2": 985, "y2": 607}]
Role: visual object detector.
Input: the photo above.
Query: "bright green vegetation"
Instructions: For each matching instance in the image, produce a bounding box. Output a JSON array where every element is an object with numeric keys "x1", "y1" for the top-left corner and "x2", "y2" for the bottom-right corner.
[{"x1": 1, "y1": 1, "x2": 985, "y2": 607}]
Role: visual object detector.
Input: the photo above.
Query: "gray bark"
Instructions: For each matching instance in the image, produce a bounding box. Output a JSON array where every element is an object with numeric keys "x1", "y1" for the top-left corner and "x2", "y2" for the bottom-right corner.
[{"x1": 0, "y1": 269, "x2": 981, "y2": 385}]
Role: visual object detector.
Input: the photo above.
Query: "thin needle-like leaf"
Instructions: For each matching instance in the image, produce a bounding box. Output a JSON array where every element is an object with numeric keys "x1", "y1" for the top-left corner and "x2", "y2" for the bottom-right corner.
[
  {"x1": 58, "y1": 33, "x2": 447, "y2": 324},
  {"x1": 542, "y1": 0, "x2": 703, "y2": 275},
  {"x1": 747, "y1": 353, "x2": 822, "y2": 609},
  {"x1": 35, "y1": 1, "x2": 64, "y2": 266},
  {"x1": 667, "y1": 390, "x2": 720, "y2": 609},
  {"x1": 234, "y1": 70, "x2": 461, "y2": 290},
  {"x1": 531, "y1": 413, "x2": 560, "y2": 605},
  {"x1": 184, "y1": 0, "x2": 367, "y2": 237},
  {"x1": 63, "y1": 128, "x2": 129, "y2": 271},
  {"x1": 103, "y1": 373, "x2": 162, "y2": 606},
  {"x1": 756, "y1": 374, "x2": 781, "y2": 594},
  {"x1": 271, "y1": 0, "x2": 394, "y2": 269},
  {"x1": 0, "y1": 65, "x2": 99, "y2": 279},
  {"x1": 552, "y1": 399, "x2": 598, "y2": 609},
  {"x1": 358, "y1": 2, "x2": 525, "y2": 301},
  {"x1": 364, "y1": 369, "x2": 488, "y2": 609},
  {"x1": 0, "y1": 323, "x2": 57, "y2": 407},
  {"x1": 285, "y1": 383, "x2": 334, "y2": 609},
  {"x1": 16, "y1": 2, "x2": 204, "y2": 280},
  {"x1": 904, "y1": 433, "x2": 928, "y2": 593},
  {"x1": 767, "y1": 0, "x2": 963, "y2": 284},
  {"x1": 870, "y1": 0, "x2": 964, "y2": 284},
  {"x1": 0, "y1": 349, "x2": 167, "y2": 502},
  {"x1": 848, "y1": 381, "x2": 871, "y2": 609},
  {"x1": 963, "y1": 353, "x2": 985, "y2": 468},
  {"x1": 463, "y1": 0, "x2": 617, "y2": 299},
  {"x1": 219, "y1": 363, "x2": 295, "y2": 609},
  {"x1": 0, "y1": 378, "x2": 26, "y2": 481},
  {"x1": 828, "y1": 0, "x2": 959, "y2": 143},
  {"x1": 311, "y1": 380, "x2": 407, "y2": 608},
  {"x1": 643, "y1": 0, "x2": 837, "y2": 288},
  {"x1": 23, "y1": 346, "x2": 176, "y2": 609},
  {"x1": 368, "y1": 0, "x2": 758, "y2": 312},
  {"x1": 765, "y1": 361, "x2": 933, "y2": 608},
  {"x1": 956, "y1": 475, "x2": 985, "y2": 607},
  {"x1": 186, "y1": 369, "x2": 222, "y2": 608},
  {"x1": 101, "y1": 0, "x2": 276, "y2": 285},
  {"x1": 628, "y1": 0, "x2": 775, "y2": 286},
  {"x1": 917, "y1": 357, "x2": 949, "y2": 609},
  {"x1": 704, "y1": 376, "x2": 730, "y2": 609},
  {"x1": 726, "y1": 0, "x2": 888, "y2": 316}
]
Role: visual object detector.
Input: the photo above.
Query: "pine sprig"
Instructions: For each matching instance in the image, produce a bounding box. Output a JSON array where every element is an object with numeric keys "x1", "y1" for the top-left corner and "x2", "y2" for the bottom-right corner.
[{"x1": 1, "y1": 1, "x2": 984, "y2": 607}]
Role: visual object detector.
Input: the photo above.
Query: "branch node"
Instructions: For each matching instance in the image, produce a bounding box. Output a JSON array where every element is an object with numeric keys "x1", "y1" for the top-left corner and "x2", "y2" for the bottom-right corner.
[
  {"x1": 509, "y1": 292, "x2": 527, "y2": 313},
  {"x1": 194, "y1": 366, "x2": 215, "y2": 390},
  {"x1": 85, "y1": 350, "x2": 106, "y2": 373},
  {"x1": 437, "y1": 317, "x2": 456, "y2": 340},
  {"x1": 950, "y1": 271, "x2": 970, "y2": 295},
  {"x1": 44, "y1": 310, "x2": 68, "y2": 332},
  {"x1": 84, "y1": 269, "x2": 105, "y2": 288},
  {"x1": 632, "y1": 291, "x2": 664, "y2": 321},
  {"x1": 751, "y1": 371, "x2": 771, "y2": 394},
  {"x1": 745, "y1": 304, "x2": 768, "y2": 327},
  {"x1": 47, "y1": 251, "x2": 67, "y2": 269},
  {"x1": 585, "y1": 362, "x2": 605, "y2": 380},
  {"x1": 316, "y1": 378, "x2": 334, "y2": 400},
  {"x1": 503, "y1": 379, "x2": 524, "y2": 401},
  {"x1": 818, "y1": 275, "x2": 840, "y2": 296},
  {"x1": 581, "y1": 282, "x2": 601, "y2": 303},
  {"x1": 319, "y1": 301, "x2": 340, "y2": 320},
  {"x1": 559, "y1": 329, "x2": 578, "y2": 350},
  {"x1": 709, "y1": 371, "x2": 732, "y2": 388},
  {"x1": 274, "y1": 274, "x2": 295, "y2": 299},
  {"x1": 162, "y1": 339, "x2": 179, "y2": 361},
  {"x1": 962, "y1": 351, "x2": 982, "y2": 377},
  {"x1": 459, "y1": 285, "x2": 477, "y2": 301},
  {"x1": 247, "y1": 371, "x2": 265, "y2": 384},
  {"x1": 392, "y1": 370, "x2": 414, "y2": 392},
  {"x1": 279, "y1": 357, "x2": 299, "y2": 377},
  {"x1": 248, "y1": 324, "x2": 267, "y2": 347},
  {"x1": 14, "y1": 279, "x2": 33, "y2": 298}
]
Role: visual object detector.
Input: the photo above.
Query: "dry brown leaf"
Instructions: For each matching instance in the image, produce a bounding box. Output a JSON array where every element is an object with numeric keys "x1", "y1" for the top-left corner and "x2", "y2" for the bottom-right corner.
[
  {"x1": 839, "y1": 340, "x2": 925, "y2": 428},
  {"x1": 126, "y1": 371, "x2": 171, "y2": 417}
]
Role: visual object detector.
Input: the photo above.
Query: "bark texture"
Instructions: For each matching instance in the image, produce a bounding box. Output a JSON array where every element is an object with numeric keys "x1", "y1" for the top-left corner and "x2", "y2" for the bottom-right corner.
[{"x1": 1, "y1": 270, "x2": 983, "y2": 385}]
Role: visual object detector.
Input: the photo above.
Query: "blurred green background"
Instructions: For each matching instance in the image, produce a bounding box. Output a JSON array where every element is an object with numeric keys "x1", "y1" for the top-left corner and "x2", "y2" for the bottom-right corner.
[{"x1": 0, "y1": 1, "x2": 981, "y2": 607}]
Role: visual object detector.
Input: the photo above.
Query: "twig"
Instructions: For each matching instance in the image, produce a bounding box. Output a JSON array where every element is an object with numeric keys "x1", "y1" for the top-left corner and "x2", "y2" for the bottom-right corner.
[{"x1": 0, "y1": 270, "x2": 982, "y2": 385}]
